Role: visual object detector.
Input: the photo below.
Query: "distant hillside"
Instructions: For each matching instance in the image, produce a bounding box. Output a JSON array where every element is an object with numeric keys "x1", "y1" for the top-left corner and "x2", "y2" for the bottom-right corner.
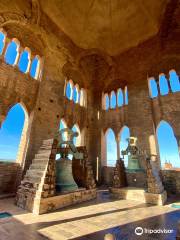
[{"x1": 0, "y1": 159, "x2": 15, "y2": 162}]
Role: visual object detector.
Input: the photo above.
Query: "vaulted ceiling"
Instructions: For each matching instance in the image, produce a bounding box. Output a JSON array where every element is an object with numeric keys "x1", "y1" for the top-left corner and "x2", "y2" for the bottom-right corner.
[{"x1": 40, "y1": 0, "x2": 169, "y2": 56}]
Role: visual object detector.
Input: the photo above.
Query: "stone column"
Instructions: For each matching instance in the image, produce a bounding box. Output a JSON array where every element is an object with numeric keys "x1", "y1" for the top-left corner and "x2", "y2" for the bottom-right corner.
[
  {"x1": 24, "y1": 55, "x2": 67, "y2": 172},
  {"x1": 116, "y1": 135, "x2": 120, "y2": 160}
]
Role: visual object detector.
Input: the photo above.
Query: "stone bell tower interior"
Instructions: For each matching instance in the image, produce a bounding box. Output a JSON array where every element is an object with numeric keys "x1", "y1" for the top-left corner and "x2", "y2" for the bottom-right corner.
[{"x1": 0, "y1": 0, "x2": 180, "y2": 239}]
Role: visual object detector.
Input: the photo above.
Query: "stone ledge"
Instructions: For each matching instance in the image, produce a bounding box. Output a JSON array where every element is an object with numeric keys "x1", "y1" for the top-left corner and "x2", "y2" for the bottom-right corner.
[
  {"x1": 109, "y1": 187, "x2": 167, "y2": 206},
  {"x1": 34, "y1": 188, "x2": 97, "y2": 214}
]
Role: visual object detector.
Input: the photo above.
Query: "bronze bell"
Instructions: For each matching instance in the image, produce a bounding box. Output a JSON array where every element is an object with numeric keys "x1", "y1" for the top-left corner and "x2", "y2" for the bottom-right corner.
[
  {"x1": 56, "y1": 157, "x2": 78, "y2": 192},
  {"x1": 127, "y1": 154, "x2": 142, "y2": 172}
]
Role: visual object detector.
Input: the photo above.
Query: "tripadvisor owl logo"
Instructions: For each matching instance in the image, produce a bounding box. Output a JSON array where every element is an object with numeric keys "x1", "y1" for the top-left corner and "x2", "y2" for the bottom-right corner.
[{"x1": 135, "y1": 227, "x2": 143, "y2": 235}]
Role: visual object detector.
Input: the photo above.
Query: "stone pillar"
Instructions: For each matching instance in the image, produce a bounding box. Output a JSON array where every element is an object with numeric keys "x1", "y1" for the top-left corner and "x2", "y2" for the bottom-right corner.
[
  {"x1": 127, "y1": 78, "x2": 155, "y2": 170},
  {"x1": 116, "y1": 136, "x2": 120, "y2": 160},
  {"x1": 23, "y1": 55, "x2": 67, "y2": 172}
]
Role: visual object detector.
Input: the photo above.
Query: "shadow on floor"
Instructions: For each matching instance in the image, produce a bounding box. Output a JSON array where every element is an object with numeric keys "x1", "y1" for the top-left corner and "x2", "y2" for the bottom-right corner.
[{"x1": 71, "y1": 210, "x2": 180, "y2": 240}]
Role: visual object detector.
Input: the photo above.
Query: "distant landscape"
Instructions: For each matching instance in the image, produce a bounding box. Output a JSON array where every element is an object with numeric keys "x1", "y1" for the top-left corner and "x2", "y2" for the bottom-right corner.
[{"x1": 0, "y1": 159, "x2": 15, "y2": 162}]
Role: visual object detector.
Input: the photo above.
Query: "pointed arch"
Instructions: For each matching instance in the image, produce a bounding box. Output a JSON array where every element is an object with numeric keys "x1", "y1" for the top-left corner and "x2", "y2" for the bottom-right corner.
[
  {"x1": 159, "y1": 74, "x2": 169, "y2": 96},
  {"x1": 148, "y1": 77, "x2": 158, "y2": 98},
  {"x1": 119, "y1": 126, "x2": 130, "y2": 167},
  {"x1": 80, "y1": 88, "x2": 87, "y2": 107},
  {"x1": 72, "y1": 123, "x2": 81, "y2": 146},
  {"x1": 5, "y1": 39, "x2": 20, "y2": 66},
  {"x1": 117, "y1": 88, "x2": 124, "y2": 107},
  {"x1": 156, "y1": 120, "x2": 179, "y2": 168},
  {"x1": 169, "y1": 70, "x2": 180, "y2": 93},
  {"x1": 110, "y1": 91, "x2": 116, "y2": 109},
  {"x1": 104, "y1": 93, "x2": 109, "y2": 110},
  {"x1": 0, "y1": 30, "x2": 6, "y2": 55},
  {"x1": 124, "y1": 86, "x2": 128, "y2": 105},
  {"x1": 73, "y1": 84, "x2": 79, "y2": 103},
  {"x1": 18, "y1": 48, "x2": 31, "y2": 73},
  {"x1": 30, "y1": 55, "x2": 41, "y2": 80},
  {"x1": 0, "y1": 103, "x2": 29, "y2": 165},
  {"x1": 105, "y1": 128, "x2": 117, "y2": 166}
]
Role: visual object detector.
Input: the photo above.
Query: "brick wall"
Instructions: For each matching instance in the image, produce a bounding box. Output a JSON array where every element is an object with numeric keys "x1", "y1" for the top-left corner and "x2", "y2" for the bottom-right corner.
[
  {"x1": 0, "y1": 162, "x2": 20, "y2": 194},
  {"x1": 161, "y1": 170, "x2": 180, "y2": 194}
]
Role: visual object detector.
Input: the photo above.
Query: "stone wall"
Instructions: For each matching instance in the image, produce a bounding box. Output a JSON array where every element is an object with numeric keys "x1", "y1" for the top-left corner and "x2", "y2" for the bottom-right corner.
[
  {"x1": 102, "y1": 166, "x2": 114, "y2": 186},
  {"x1": 161, "y1": 170, "x2": 180, "y2": 194},
  {"x1": 102, "y1": 166, "x2": 147, "y2": 188},
  {"x1": 0, "y1": 162, "x2": 20, "y2": 194}
]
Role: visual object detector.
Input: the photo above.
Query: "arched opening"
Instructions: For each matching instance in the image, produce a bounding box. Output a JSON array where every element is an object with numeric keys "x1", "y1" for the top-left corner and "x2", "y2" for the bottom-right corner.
[
  {"x1": 105, "y1": 128, "x2": 117, "y2": 166},
  {"x1": 105, "y1": 94, "x2": 109, "y2": 110},
  {"x1": 0, "y1": 103, "x2": 27, "y2": 162},
  {"x1": 124, "y1": 86, "x2": 128, "y2": 105},
  {"x1": 30, "y1": 56, "x2": 40, "y2": 79},
  {"x1": 59, "y1": 119, "x2": 68, "y2": 141},
  {"x1": 73, "y1": 85, "x2": 78, "y2": 103},
  {"x1": 110, "y1": 91, "x2": 116, "y2": 109},
  {"x1": 0, "y1": 31, "x2": 5, "y2": 55},
  {"x1": 57, "y1": 119, "x2": 68, "y2": 159},
  {"x1": 5, "y1": 39, "x2": 19, "y2": 65},
  {"x1": 18, "y1": 49, "x2": 31, "y2": 73},
  {"x1": 148, "y1": 78, "x2": 158, "y2": 98},
  {"x1": 119, "y1": 126, "x2": 130, "y2": 167},
  {"x1": 66, "y1": 81, "x2": 73, "y2": 100},
  {"x1": 80, "y1": 88, "x2": 87, "y2": 107},
  {"x1": 117, "y1": 88, "x2": 124, "y2": 107},
  {"x1": 72, "y1": 124, "x2": 81, "y2": 146},
  {"x1": 159, "y1": 74, "x2": 169, "y2": 96},
  {"x1": 156, "y1": 121, "x2": 179, "y2": 169},
  {"x1": 169, "y1": 70, "x2": 180, "y2": 93}
]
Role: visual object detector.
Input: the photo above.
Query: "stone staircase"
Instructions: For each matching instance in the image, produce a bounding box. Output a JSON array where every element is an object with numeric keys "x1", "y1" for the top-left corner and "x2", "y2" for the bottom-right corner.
[{"x1": 15, "y1": 138, "x2": 58, "y2": 213}]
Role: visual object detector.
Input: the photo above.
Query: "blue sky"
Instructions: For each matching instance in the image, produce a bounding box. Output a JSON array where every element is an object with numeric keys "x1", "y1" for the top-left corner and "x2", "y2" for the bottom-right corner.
[{"x1": 0, "y1": 32, "x2": 179, "y2": 168}]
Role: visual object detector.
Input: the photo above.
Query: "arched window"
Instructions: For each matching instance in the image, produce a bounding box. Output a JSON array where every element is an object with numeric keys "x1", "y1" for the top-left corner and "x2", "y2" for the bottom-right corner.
[
  {"x1": 5, "y1": 40, "x2": 19, "y2": 65},
  {"x1": 105, "y1": 94, "x2": 109, "y2": 110},
  {"x1": 119, "y1": 126, "x2": 130, "y2": 167},
  {"x1": 149, "y1": 78, "x2": 158, "y2": 98},
  {"x1": 0, "y1": 104, "x2": 26, "y2": 161},
  {"x1": 169, "y1": 70, "x2": 180, "y2": 93},
  {"x1": 18, "y1": 49, "x2": 30, "y2": 73},
  {"x1": 124, "y1": 86, "x2": 128, "y2": 105},
  {"x1": 59, "y1": 119, "x2": 68, "y2": 141},
  {"x1": 0, "y1": 31, "x2": 5, "y2": 55},
  {"x1": 80, "y1": 88, "x2": 87, "y2": 107},
  {"x1": 110, "y1": 91, "x2": 116, "y2": 109},
  {"x1": 72, "y1": 124, "x2": 81, "y2": 146},
  {"x1": 73, "y1": 86, "x2": 78, "y2": 103},
  {"x1": 66, "y1": 81, "x2": 73, "y2": 100},
  {"x1": 106, "y1": 128, "x2": 117, "y2": 166},
  {"x1": 117, "y1": 89, "x2": 124, "y2": 107},
  {"x1": 157, "y1": 121, "x2": 179, "y2": 168},
  {"x1": 30, "y1": 56, "x2": 40, "y2": 79},
  {"x1": 159, "y1": 74, "x2": 169, "y2": 96}
]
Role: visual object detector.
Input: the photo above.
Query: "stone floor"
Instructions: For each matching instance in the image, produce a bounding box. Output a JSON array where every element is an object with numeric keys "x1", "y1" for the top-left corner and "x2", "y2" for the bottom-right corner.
[{"x1": 0, "y1": 189, "x2": 179, "y2": 240}]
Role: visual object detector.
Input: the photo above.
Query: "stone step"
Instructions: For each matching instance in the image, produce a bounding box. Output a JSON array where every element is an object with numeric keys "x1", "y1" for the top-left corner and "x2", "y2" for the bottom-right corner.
[
  {"x1": 32, "y1": 159, "x2": 49, "y2": 164},
  {"x1": 35, "y1": 153, "x2": 51, "y2": 159},
  {"x1": 37, "y1": 149, "x2": 52, "y2": 155},
  {"x1": 42, "y1": 139, "x2": 54, "y2": 144},
  {"x1": 30, "y1": 163, "x2": 47, "y2": 170},
  {"x1": 23, "y1": 175, "x2": 42, "y2": 183},
  {"x1": 26, "y1": 169, "x2": 44, "y2": 177}
]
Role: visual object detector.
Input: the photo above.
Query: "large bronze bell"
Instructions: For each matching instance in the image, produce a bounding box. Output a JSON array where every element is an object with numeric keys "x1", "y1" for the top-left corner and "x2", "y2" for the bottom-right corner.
[
  {"x1": 127, "y1": 154, "x2": 142, "y2": 172},
  {"x1": 122, "y1": 137, "x2": 143, "y2": 172},
  {"x1": 56, "y1": 157, "x2": 78, "y2": 193}
]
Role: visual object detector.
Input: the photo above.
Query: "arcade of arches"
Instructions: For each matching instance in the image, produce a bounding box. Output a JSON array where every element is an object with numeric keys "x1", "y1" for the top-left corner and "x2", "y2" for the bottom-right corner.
[{"x1": 0, "y1": 1, "x2": 180, "y2": 240}]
